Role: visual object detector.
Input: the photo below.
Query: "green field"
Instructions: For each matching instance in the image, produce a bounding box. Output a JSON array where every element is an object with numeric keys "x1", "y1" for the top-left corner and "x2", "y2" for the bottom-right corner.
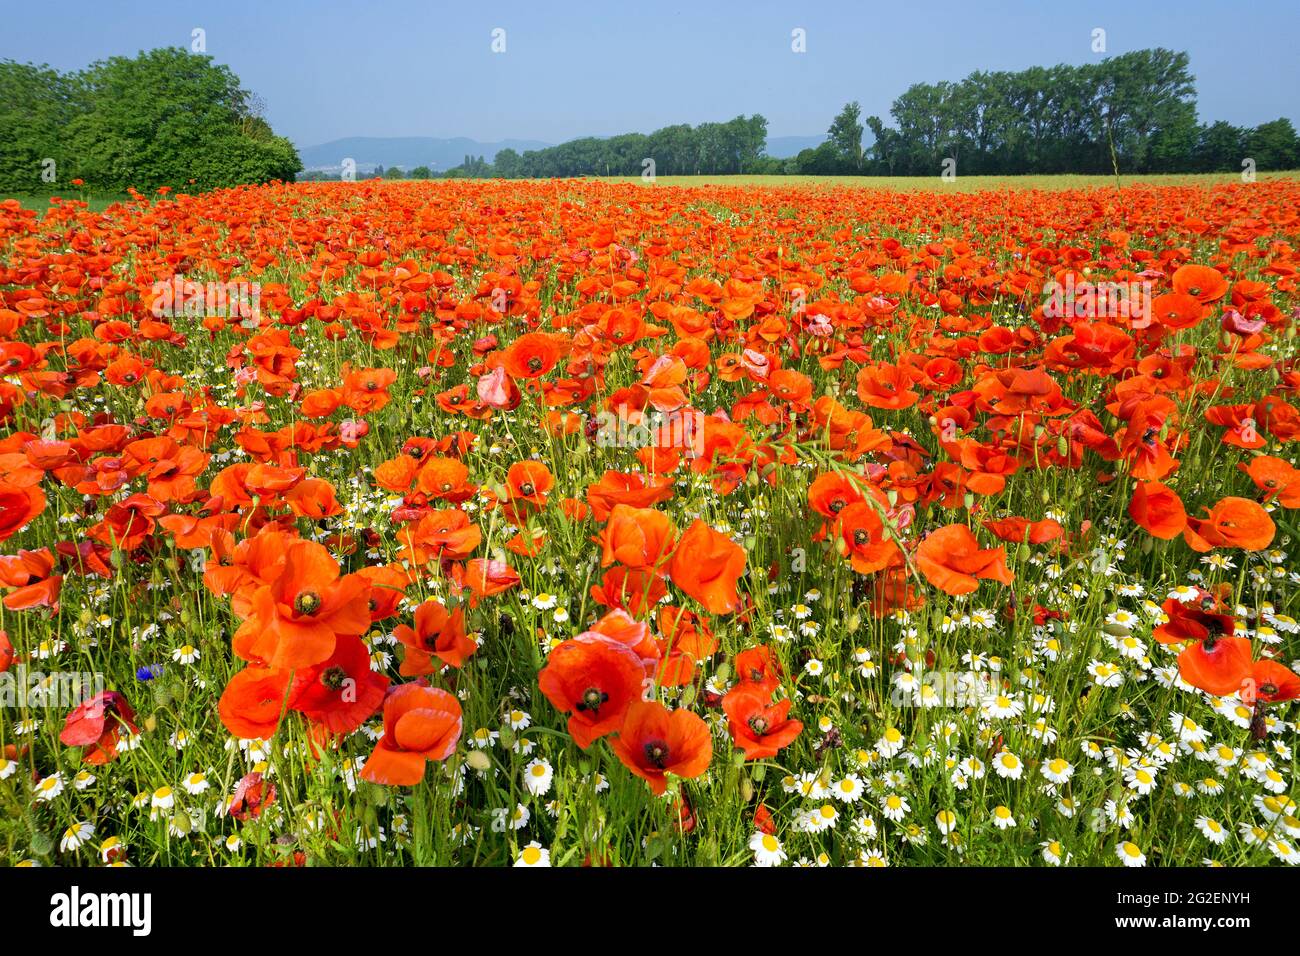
[{"x1": 6, "y1": 193, "x2": 130, "y2": 213}]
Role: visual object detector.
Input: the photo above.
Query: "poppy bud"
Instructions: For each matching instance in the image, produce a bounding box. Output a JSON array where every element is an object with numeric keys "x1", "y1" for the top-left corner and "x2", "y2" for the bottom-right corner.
[
  {"x1": 739, "y1": 776, "x2": 754, "y2": 802},
  {"x1": 498, "y1": 727, "x2": 516, "y2": 749},
  {"x1": 963, "y1": 492, "x2": 975, "y2": 511},
  {"x1": 679, "y1": 684, "x2": 697, "y2": 708},
  {"x1": 715, "y1": 662, "x2": 731, "y2": 683},
  {"x1": 1056, "y1": 435, "x2": 1069, "y2": 457},
  {"x1": 465, "y1": 750, "x2": 492, "y2": 772},
  {"x1": 29, "y1": 831, "x2": 53, "y2": 857},
  {"x1": 752, "y1": 764, "x2": 766, "y2": 783},
  {"x1": 144, "y1": 714, "x2": 158, "y2": 733},
  {"x1": 1103, "y1": 622, "x2": 1132, "y2": 637},
  {"x1": 846, "y1": 612, "x2": 861, "y2": 634},
  {"x1": 1017, "y1": 542, "x2": 1032, "y2": 562}
]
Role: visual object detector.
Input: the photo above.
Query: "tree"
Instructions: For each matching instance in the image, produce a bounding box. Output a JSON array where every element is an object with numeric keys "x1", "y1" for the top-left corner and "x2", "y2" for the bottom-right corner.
[
  {"x1": 1246, "y1": 118, "x2": 1300, "y2": 170},
  {"x1": 826, "y1": 102, "x2": 864, "y2": 172},
  {"x1": 53, "y1": 47, "x2": 301, "y2": 192},
  {"x1": 0, "y1": 61, "x2": 76, "y2": 193},
  {"x1": 492, "y1": 148, "x2": 522, "y2": 178}
]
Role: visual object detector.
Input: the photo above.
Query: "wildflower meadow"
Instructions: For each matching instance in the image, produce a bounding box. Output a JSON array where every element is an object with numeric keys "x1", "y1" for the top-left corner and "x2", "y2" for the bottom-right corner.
[{"x1": 0, "y1": 175, "x2": 1298, "y2": 873}]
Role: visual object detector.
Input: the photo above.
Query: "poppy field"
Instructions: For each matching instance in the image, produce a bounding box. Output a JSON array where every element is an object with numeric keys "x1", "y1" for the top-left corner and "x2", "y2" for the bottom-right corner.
[{"x1": 1, "y1": 177, "x2": 1299, "y2": 868}]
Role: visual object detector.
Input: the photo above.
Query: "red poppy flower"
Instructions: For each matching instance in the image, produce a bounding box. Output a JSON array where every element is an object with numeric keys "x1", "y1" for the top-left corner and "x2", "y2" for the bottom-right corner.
[
  {"x1": 608, "y1": 699, "x2": 712, "y2": 795},
  {"x1": 290, "y1": 633, "x2": 388, "y2": 734},
  {"x1": 1178, "y1": 635, "x2": 1253, "y2": 696},
  {"x1": 360, "y1": 683, "x2": 463, "y2": 785},
  {"x1": 1128, "y1": 480, "x2": 1187, "y2": 539},
  {"x1": 538, "y1": 633, "x2": 647, "y2": 748},
  {"x1": 722, "y1": 687, "x2": 803, "y2": 759},
  {"x1": 59, "y1": 690, "x2": 138, "y2": 764},
  {"x1": 668, "y1": 519, "x2": 746, "y2": 615},
  {"x1": 915, "y1": 524, "x2": 1014, "y2": 596},
  {"x1": 393, "y1": 599, "x2": 475, "y2": 673}
]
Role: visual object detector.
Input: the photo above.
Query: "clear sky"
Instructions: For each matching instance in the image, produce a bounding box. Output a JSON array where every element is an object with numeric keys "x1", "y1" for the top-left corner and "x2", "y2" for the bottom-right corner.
[{"x1": 3, "y1": 0, "x2": 1296, "y2": 148}]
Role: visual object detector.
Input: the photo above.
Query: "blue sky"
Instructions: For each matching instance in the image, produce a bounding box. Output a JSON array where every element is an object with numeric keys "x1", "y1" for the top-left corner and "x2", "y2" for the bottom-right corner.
[{"x1": 3, "y1": 0, "x2": 1296, "y2": 147}]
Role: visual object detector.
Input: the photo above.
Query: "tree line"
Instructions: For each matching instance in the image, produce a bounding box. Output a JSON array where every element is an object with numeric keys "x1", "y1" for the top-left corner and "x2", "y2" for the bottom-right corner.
[
  {"x1": 0, "y1": 48, "x2": 301, "y2": 194},
  {"x1": 433, "y1": 48, "x2": 1295, "y2": 179}
]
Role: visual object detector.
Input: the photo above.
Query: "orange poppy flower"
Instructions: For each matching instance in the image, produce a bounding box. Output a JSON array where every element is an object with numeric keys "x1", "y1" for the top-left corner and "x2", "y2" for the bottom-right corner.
[
  {"x1": 1148, "y1": 292, "x2": 1203, "y2": 331},
  {"x1": 360, "y1": 684, "x2": 463, "y2": 786},
  {"x1": 290, "y1": 633, "x2": 388, "y2": 734},
  {"x1": 538, "y1": 633, "x2": 647, "y2": 748},
  {"x1": 415, "y1": 457, "x2": 476, "y2": 502},
  {"x1": 393, "y1": 599, "x2": 475, "y2": 673},
  {"x1": 457, "y1": 558, "x2": 521, "y2": 604},
  {"x1": 1153, "y1": 593, "x2": 1234, "y2": 645},
  {"x1": 599, "y1": 504, "x2": 678, "y2": 572},
  {"x1": 915, "y1": 524, "x2": 1014, "y2": 596},
  {"x1": 234, "y1": 540, "x2": 372, "y2": 670},
  {"x1": 732, "y1": 645, "x2": 785, "y2": 696},
  {"x1": 586, "y1": 470, "x2": 675, "y2": 521},
  {"x1": 1243, "y1": 659, "x2": 1300, "y2": 704},
  {"x1": 668, "y1": 519, "x2": 746, "y2": 615},
  {"x1": 608, "y1": 699, "x2": 712, "y2": 795},
  {"x1": 1171, "y1": 264, "x2": 1228, "y2": 303},
  {"x1": 0, "y1": 482, "x2": 45, "y2": 542},
  {"x1": 722, "y1": 687, "x2": 803, "y2": 759},
  {"x1": 1241, "y1": 455, "x2": 1300, "y2": 508},
  {"x1": 1128, "y1": 480, "x2": 1187, "y2": 539},
  {"x1": 219, "y1": 666, "x2": 293, "y2": 739},
  {"x1": 0, "y1": 547, "x2": 62, "y2": 610},
  {"x1": 1177, "y1": 635, "x2": 1253, "y2": 696},
  {"x1": 1183, "y1": 496, "x2": 1275, "y2": 552},
  {"x1": 982, "y1": 516, "x2": 1064, "y2": 545},
  {"x1": 506, "y1": 460, "x2": 554, "y2": 507},
  {"x1": 503, "y1": 332, "x2": 562, "y2": 379},
  {"x1": 807, "y1": 471, "x2": 865, "y2": 520}
]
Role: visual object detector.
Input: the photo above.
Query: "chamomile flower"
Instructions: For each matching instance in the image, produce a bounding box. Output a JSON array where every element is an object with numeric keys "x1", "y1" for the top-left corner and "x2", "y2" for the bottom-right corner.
[
  {"x1": 60, "y1": 821, "x2": 95, "y2": 852},
  {"x1": 1116, "y1": 841, "x2": 1147, "y2": 867},
  {"x1": 1041, "y1": 757, "x2": 1074, "y2": 785},
  {"x1": 522, "y1": 758, "x2": 554, "y2": 797},
  {"x1": 514, "y1": 841, "x2": 551, "y2": 866},
  {"x1": 749, "y1": 831, "x2": 786, "y2": 866}
]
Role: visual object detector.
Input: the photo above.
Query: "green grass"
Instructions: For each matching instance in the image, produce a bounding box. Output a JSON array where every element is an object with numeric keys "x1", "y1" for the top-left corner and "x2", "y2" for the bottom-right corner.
[{"x1": 6, "y1": 192, "x2": 131, "y2": 213}]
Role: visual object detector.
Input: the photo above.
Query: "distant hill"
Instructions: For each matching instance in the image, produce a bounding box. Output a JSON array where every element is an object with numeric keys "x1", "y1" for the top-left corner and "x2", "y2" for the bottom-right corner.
[
  {"x1": 298, "y1": 136, "x2": 553, "y2": 172},
  {"x1": 765, "y1": 135, "x2": 826, "y2": 158}
]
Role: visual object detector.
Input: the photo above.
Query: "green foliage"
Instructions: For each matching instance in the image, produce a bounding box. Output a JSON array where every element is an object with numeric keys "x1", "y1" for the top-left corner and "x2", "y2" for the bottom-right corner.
[
  {"x1": 447, "y1": 115, "x2": 769, "y2": 179},
  {"x1": 0, "y1": 47, "x2": 301, "y2": 194},
  {"x1": 860, "y1": 49, "x2": 1292, "y2": 176}
]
